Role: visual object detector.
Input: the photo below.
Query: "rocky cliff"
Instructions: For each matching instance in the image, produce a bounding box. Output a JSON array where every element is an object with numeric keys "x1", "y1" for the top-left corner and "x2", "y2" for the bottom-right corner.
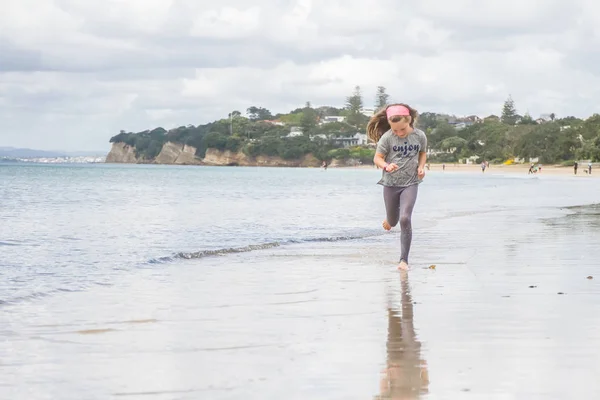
[
  {"x1": 105, "y1": 142, "x2": 140, "y2": 163},
  {"x1": 202, "y1": 149, "x2": 321, "y2": 167},
  {"x1": 105, "y1": 141, "x2": 202, "y2": 164},
  {"x1": 154, "y1": 142, "x2": 202, "y2": 165},
  {"x1": 106, "y1": 142, "x2": 356, "y2": 167}
]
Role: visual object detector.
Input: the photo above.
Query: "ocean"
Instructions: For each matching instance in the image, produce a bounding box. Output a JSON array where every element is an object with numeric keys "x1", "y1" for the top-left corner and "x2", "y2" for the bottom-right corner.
[{"x1": 2, "y1": 163, "x2": 600, "y2": 399}]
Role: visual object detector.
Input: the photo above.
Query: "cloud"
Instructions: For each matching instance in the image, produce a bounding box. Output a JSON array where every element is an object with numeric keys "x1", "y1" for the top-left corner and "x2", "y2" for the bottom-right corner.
[{"x1": 1, "y1": 0, "x2": 600, "y2": 151}]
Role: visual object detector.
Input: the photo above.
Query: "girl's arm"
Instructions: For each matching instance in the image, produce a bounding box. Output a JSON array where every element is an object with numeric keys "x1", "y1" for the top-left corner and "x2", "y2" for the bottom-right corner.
[
  {"x1": 374, "y1": 152, "x2": 389, "y2": 170},
  {"x1": 418, "y1": 151, "x2": 427, "y2": 169}
]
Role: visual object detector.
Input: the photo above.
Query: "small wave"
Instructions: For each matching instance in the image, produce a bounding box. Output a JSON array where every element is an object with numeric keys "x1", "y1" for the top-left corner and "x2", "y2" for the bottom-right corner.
[
  {"x1": 149, "y1": 242, "x2": 281, "y2": 263},
  {"x1": 0, "y1": 241, "x2": 21, "y2": 246},
  {"x1": 0, "y1": 287, "x2": 83, "y2": 307},
  {"x1": 148, "y1": 230, "x2": 382, "y2": 264}
]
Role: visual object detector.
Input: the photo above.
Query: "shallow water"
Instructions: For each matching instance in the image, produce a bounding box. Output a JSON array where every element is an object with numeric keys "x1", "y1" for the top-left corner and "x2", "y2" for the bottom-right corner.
[{"x1": 1, "y1": 164, "x2": 600, "y2": 399}]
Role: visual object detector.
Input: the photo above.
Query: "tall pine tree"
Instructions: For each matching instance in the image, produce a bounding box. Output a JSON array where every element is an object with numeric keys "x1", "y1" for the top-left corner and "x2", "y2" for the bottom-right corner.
[
  {"x1": 300, "y1": 101, "x2": 317, "y2": 134},
  {"x1": 346, "y1": 86, "x2": 364, "y2": 128},
  {"x1": 375, "y1": 86, "x2": 390, "y2": 111},
  {"x1": 501, "y1": 95, "x2": 518, "y2": 125}
]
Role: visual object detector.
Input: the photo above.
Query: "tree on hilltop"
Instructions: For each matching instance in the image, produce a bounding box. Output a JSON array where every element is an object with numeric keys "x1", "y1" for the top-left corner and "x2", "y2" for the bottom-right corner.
[
  {"x1": 346, "y1": 85, "x2": 365, "y2": 128},
  {"x1": 375, "y1": 86, "x2": 390, "y2": 111},
  {"x1": 300, "y1": 101, "x2": 318, "y2": 135},
  {"x1": 519, "y1": 112, "x2": 537, "y2": 125},
  {"x1": 501, "y1": 95, "x2": 518, "y2": 125},
  {"x1": 246, "y1": 106, "x2": 273, "y2": 121}
]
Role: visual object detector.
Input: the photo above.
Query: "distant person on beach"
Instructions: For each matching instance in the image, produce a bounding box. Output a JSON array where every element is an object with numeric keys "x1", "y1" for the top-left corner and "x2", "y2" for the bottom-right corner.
[
  {"x1": 367, "y1": 103, "x2": 427, "y2": 271},
  {"x1": 481, "y1": 162, "x2": 486, "y2": 173},
  {"x1": 589, "y1": 162, "x2": 592, "y2": 175},
  {"x1": 574, "y1": 161, "x2": 578, "y2": 175},
  {"x1": 528, "y1": 163, "x2": 535, "y2": 174},
  {"x1": 442, "y1": 163, "x2": 445, "y2": 171}
]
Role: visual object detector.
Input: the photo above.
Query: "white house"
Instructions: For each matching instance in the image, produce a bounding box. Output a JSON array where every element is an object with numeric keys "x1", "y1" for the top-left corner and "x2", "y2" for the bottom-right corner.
[
  {"x1": 514, "y1": 157, "x2": 540, "y2": 164},
  {"x1": 287, "y1": 126, "x2": 304, "y2": 137},
  {"x1": 332, "y1": 133, "x2": 368, "y2": 148},
  {"x1": 320, "y1": 116, "x2": 346, "y2": 124},
  {"x1": 361, "y1": 108, "x2": 375, "y2": 117},
  {"x1": 310, "y1": 134, "x2": 328, "y2": 141},
  {"x1": 263, "y1": 120, "x2": 285, "y2": 126},
  {"x1": 460, "y1": 155, "x2": 480, "y2": 164},
  {"x1": 354, "y1": 133, "x2": 367, "y2": 145}
]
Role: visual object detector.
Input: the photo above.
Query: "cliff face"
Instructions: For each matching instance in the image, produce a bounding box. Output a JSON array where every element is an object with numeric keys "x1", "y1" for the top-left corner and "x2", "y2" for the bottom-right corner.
[
  {"x1": 155, "y1": 142, "x2": 202, "y2": 165},
  {"x1": 106, "y1": 142, "x2": 328, "y2": 167},
  {"x1": 202, "y1": 149, "x2": 321, "y2": 167},
  {"x1": 105, "y1": 141, "x2": 202, "y2": 164},
  {"x1": 105, "y1": 142, "x2": 140, "y2": 163}
]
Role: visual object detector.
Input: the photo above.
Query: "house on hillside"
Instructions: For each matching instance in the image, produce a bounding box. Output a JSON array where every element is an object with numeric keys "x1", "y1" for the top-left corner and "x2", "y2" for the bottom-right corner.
[
  {"x1": 460, "y1": 155, "x2": 480, "y2": 164},
  {"x1": 262, "y1": 120, "x2": 285, "y2": 126},
  {"x1": 361, "y1": 108, "x2": 375, "y2": 117},
  {"x1": 310, "y1": 134, "x2": 328, "y2": 141},
  {"x1": 427, "y1": 148, "x2": 456, "y2": 156},
  {"x1": 484, "y1": 115, "x2": 500, "y2": 123},
  {"x1": 514, "y1": 157, "x2": 540, "y2": 164},
  {"x1": 332, "y1": 133, "x2": 368, "y2": 148},
  {"x1": 287, "y1": 126, "x2": 304, "y2": 137},
  {"x1": 465, "y1": 115, "x2": 483, "y2": 123},
  {"x1": 448, "y1": 121, "x2": 474, "y2": 130},
  {"x1": 320, "y1": 116, "x2": 346, "y2": 124}
]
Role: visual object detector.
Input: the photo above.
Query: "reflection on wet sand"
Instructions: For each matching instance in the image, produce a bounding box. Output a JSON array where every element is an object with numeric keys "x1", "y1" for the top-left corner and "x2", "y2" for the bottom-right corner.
[{"x1": 375, "y1": 271, "x2": 429, "y2": 399}]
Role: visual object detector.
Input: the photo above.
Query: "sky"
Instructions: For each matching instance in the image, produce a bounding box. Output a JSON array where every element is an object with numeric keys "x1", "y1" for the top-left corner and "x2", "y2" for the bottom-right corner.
[{"x1": 1, "y1": 0, "x2": 600, "y2": 152}]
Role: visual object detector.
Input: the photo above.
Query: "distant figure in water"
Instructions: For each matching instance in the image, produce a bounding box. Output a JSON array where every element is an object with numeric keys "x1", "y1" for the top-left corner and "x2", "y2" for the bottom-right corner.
[
  {"x1": 321, "y1": 161, "x2": 327, "y2": 170},
  {"x1": 367, "y1": 103, "x2": 427, "y2": 271},
  {"x1": 574, "y1": 161, "x2": 578, "y2": 175}
]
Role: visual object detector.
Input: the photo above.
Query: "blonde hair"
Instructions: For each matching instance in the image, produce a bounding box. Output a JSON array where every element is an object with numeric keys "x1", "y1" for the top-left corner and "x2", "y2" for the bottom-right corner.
[{"x1": 367, "y1": 103, "x2": 419, "y2": 143}]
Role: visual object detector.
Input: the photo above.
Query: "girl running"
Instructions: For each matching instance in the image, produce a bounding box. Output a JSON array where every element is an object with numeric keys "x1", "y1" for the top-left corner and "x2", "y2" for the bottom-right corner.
[{"x1": 367, "y1": 103, "x2": 427, "y2": 270}]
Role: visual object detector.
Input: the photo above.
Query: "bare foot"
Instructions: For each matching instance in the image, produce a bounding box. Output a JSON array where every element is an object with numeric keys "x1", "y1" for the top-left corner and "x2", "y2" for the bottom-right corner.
[
  {"x1": 398, "y1": 260, "x2": 409, "y2": 271},
  {"x1": 382, "y1": 220, "x2": 391, "y2": 231}
]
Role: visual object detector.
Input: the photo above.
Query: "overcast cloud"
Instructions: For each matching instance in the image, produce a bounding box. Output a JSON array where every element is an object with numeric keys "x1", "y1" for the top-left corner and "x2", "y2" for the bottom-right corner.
[{"x1": 1, "y1": 0, "x2": 600, "y2": 152}]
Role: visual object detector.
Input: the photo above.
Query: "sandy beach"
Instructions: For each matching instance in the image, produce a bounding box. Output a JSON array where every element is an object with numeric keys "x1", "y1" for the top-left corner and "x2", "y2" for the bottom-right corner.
[{"x1": 342, "y1": 162, "x2": 598, "y2": 177}]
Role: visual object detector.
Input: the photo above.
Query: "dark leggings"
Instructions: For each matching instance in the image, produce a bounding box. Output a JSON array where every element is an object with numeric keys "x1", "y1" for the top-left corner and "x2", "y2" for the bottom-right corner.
[{"x1": 383, "y1": 184, "x2": 419, "y2": 263}]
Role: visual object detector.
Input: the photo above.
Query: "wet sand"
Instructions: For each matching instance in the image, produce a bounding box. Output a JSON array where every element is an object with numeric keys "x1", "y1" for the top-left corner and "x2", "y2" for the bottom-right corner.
[
  {"x1": 3, "y1": 204, "x2": 600, "y2": 399},
  {"x1": 3, "y1": 168, "x2": 600, "y2": 399}
]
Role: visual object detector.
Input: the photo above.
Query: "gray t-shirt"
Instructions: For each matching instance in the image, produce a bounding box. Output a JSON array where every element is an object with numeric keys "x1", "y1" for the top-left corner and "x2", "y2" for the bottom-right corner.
[{"x1": 375, "y1": 128, "x2": 427, "y2": 187}]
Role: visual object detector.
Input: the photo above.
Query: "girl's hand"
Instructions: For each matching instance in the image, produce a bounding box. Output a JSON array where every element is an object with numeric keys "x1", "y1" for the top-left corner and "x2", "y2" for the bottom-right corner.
[
  {"x1": 418, "y1": 167, "x2": 425, "y2": 179},
  {"x1": 385, "y1": 163, "x2": 399, "y2": 172}
]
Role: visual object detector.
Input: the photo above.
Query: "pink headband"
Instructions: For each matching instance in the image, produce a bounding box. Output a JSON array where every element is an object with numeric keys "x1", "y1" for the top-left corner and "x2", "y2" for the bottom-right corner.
[{"x1": 386, "y1": 105, "x2": 410, "y2": 119}]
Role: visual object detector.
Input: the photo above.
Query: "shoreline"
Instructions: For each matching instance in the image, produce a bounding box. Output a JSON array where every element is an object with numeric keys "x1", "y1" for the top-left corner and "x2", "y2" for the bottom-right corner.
[
  {"x1": 11, "y1": 159, "x2": 596, "y2": 178},
  {"x1": 339, "y1": 162, "x2": 597, "y2": 177}
]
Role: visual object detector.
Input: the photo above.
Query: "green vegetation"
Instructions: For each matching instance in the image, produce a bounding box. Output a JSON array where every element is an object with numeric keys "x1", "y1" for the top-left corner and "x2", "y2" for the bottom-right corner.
[
  {"x1": 109, "y1": 86, "x2": 375, "y2": 162},
  {"x1": 109, "y1": 90, "x2": 600, "y2": 165},
  {"x1": 424, "y1": 96, "x2": 600, "y2": 164}
]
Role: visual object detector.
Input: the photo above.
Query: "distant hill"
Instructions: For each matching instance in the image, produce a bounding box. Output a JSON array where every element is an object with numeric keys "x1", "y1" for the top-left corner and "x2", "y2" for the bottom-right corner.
[{"x1": 0, "y1": 147, "x2": 104, "y2": 158}]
